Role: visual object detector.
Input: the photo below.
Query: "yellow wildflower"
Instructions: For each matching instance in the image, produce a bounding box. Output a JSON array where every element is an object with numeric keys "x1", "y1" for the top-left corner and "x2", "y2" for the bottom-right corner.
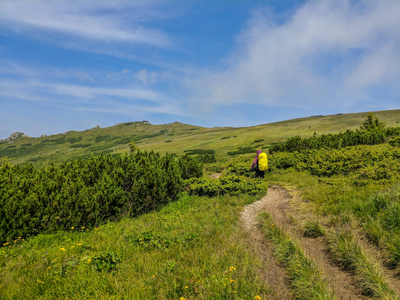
[
  {"x1": 230, "y1": 279, "x2": 235, "y2": 284},
  {"x1": 71, "y1": 227, "x2": 74, "y2": 230},
  {"x1": 3, "y1": 242, "x2": 8, "y2": 246},
  {"x1": 229, "y1": 266, "x2": 236, "y2": 272},
  {"x1": 81, "y1": 227, "x2": 85, "y2": 229},
  {"x1": 255, "y1": 296, "x2": 261, "y2": 300},
  {"x1": 180, "y1": 298, "x2": 186, "y2": 300},
  {"x1": 77, "y1": 243, "x2": 82, "y2": 246},
  {"x1": 87, "y1": 259, "x2": 92, "y2": 264},
  {"x1": 185, "y1": 286, "x2": 189, "y2": 289},
  {"x1": 60, "y1": 248, "x2": 66, "y2": 251}
]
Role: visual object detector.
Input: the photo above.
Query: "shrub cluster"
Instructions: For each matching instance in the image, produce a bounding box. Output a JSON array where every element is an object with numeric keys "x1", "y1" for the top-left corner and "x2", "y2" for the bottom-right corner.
[
  {"x1": 184, "y1": 175, "x2": 268, "y2": 197},
  {"x1": 270, "y1": 127, "x2": 400, "y2": 153},
  {"x1": 227, "y1": 147, "x2": 256, "y2": 156},
  {"x1": 184, "y1": 149, "x2": 215, "y2": 155},
  {"x1": 389, "y1": 136, "x2": 400, "y2": 147},
  {"x1": 269, "y1": 145, "x2": 400, "y2": 183},
  {"x1": 178, "y1": 155, "x2": 203, "y2": 180},
  {"x1": 0, "y1": 151, "x2": 201, "y2": 242},
  {"x1": 225, "y1": 161, "x2": 253, "y2": 177}
]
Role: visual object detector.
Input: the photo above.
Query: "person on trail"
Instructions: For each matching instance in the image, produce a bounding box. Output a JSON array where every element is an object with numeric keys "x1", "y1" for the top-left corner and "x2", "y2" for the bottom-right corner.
[{"x1": 250, "y1": 149, "x2": 266, "y2": 179}]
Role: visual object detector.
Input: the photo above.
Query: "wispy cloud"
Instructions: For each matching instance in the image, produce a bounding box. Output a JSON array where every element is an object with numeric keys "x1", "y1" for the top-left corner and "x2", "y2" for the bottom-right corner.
[
  {"x1": 0, "y1": 77, "x2": 165, "y2": 104},
  {"x1": 0, "y1": 0, "x2": 172, "y2": 48},
  {"x1": 186, "y1": 0, "x2": 400, "y2": 112},
  {"x1": 0, "y1": 63, "x2": 185, "y2": 122}
]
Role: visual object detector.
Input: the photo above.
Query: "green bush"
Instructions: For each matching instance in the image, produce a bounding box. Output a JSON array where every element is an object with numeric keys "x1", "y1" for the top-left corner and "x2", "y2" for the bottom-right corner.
[
  {"x1": 183, "y1": 149, "x2": 215, "y2": 155},
  {"x1": 269, "y1": 145, "x2": 400, "y2": 184},
  {"x1": 66, "y1": 137, "x2": 82, "y2": 144},
  {"x1": 70, "y1": 144, "x2": 91, "y2": 148},
  {"x1": 227, "y1": 147, "x2": 255, "y2": 156},
  {"x1": 178, "y1": 155, "x2": 203, "y2": 180},
  {"x1": 0, "y1": 151, "x2": 194, "y2": 243},
  {"x1": 184, "y1": 175, "x2": 267, "y2": 197},
  {"x1": 389, "y1": 136, "x2": 400, "y2": 147},
  {"x1": 196, "y1": 153, "x2": 216, "y2": 164},
  {"x1": 270, "y1": 127, "x2": 400, "y2": 153},
  {"x1": 225, "y1": 161, "x2": 253, "y2": 177}
]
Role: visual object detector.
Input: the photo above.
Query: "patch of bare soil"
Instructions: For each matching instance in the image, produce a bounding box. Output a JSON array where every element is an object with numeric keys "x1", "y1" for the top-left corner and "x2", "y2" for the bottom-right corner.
[
  {"x1": 241, "y1": 185, "x2": 369, "y2": 300},
  {"x1": 209, "y1": 173, "x2": 221, "y2": 179}
]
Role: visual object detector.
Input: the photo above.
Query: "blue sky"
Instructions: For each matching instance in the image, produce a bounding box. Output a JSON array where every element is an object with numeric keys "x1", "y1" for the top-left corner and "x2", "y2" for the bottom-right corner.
[{"x1": 0, "y1": 0, "x2": 399, "y2": 139}]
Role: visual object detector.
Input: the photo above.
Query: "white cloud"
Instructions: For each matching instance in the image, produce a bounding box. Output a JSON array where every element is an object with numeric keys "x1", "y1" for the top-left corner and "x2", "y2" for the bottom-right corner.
[
  {"x1": 74, "y1": 101, "x2": 185, "y2": 117},
  {"x1": 133, "y1": 69, "x2": 175, "y2": 85},
  {"x1": 0, "y1": 78, "x2": 163, "y2": 103},
  {"x1": 0, "y1": 0, "x2": 172, "y2": 48},
  {"x1": 186, "y1": 0, "x2": 400, "y2": 111},
  {"x1": 47, "y1": 83, "x2": 163, "y2": 102}
]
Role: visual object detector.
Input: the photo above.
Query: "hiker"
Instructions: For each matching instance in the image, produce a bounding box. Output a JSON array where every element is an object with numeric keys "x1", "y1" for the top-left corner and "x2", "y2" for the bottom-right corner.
[{"x1": 250, "y1": 149, "x2": 268, "y2": 178}]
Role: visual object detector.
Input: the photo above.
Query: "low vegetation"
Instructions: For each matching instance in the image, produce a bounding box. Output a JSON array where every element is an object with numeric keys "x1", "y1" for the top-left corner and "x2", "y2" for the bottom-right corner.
[
  {"x1": 0, "y1": 152, "x2": 201, "y2": 242},
  {"x1": 259, "y1": 212, "x2": 335, "y2": 299},
  {"x1": 1, "y1": 111, "x2": 400, "y2": 299}
]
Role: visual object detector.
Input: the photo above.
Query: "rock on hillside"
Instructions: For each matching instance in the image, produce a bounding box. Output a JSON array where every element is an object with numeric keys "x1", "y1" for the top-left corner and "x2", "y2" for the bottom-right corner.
[{"x1": 1, "y1": 132, "x2": 31, "y2": 143}]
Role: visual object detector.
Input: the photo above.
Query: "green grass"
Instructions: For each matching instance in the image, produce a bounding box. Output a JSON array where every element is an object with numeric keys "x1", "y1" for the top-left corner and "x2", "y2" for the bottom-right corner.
[
  {"x1": 258, "y1": 212, "x2": 335, "y2": 300},
  {"x1": 0, "y1": 193, "x2": 271, "y2": 299},
  {"x1": 326, "y1": 229, "x2": 397, "y2": 299},
  {"x1": 265, "y1": 161, "x2": 400, "y2": 298},
  {"x1": 302, "y1": 221, "x2": 325, "y2": 238}
]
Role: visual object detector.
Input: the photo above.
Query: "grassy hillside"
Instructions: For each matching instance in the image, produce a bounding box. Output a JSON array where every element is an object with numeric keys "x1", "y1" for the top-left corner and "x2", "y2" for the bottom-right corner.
[
  {"x1": 1, "y1": 110, "x2": 400, "y2": 166},
  {"x1": 2, "y1": 110, "x2": 400, "y2": 299}
]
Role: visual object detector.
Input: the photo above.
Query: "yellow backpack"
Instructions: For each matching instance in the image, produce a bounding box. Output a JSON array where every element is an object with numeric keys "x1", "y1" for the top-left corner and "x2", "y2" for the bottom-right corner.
[{"x1": 258, "y1": 152, "x2": 268, "y2": 171}]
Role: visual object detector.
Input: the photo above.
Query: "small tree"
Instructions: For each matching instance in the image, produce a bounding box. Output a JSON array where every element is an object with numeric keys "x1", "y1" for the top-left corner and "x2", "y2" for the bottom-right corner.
[
  {"x1": 360, "y1": 112, "x2": 386, "y2": 131},
  {"x1": 129, "y1": 139, "x2": 137, "y2": 153}
]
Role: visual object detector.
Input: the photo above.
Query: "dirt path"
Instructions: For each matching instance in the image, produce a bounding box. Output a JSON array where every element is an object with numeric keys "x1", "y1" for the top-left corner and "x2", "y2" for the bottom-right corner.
[{"x1": 240, "y1": 185, "x2": 368, "y2": 300}]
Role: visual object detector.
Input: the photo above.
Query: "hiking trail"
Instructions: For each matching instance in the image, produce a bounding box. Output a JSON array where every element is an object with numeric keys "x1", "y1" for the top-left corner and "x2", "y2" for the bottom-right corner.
[{"x1": 240, "y1": 185, "x2": 375, "y2": 300}]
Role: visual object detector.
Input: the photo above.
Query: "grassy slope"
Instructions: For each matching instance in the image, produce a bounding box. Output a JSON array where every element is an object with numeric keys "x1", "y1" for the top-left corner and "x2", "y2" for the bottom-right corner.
[
  {"x1": 1, "y1": 194, "x2": 271, "y2": 299},
  {"x1": 1, "y1": 109, "x2": 400, "y2": 166}
]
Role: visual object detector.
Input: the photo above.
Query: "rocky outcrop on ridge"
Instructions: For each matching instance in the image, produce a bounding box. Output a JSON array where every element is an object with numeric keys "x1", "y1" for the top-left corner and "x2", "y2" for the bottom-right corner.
[{"x1": 1, "y1": 132, "x2": 31, "y2": 143}]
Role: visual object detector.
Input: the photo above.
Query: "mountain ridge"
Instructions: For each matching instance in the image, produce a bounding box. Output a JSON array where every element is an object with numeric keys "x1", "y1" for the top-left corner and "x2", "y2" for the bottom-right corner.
[{"x1": 1, "y1": 109, "x2": 399, "y2": 166}]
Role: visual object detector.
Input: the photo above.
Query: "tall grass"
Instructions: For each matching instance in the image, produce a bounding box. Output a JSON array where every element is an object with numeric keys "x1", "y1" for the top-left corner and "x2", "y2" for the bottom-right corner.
[
  {"x1": 258, "y1": 212, "x2": 335, "y2": 300},
  {"x1": 0, "y1": 193, "x2": 271, "y2": 299},
  {"x1": 326, "y1": 229, "x2": 397, "y2": 299}
]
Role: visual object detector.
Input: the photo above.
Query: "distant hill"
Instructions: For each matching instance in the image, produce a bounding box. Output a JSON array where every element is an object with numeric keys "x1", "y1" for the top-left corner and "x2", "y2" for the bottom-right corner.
[{"x1": 1, "y1": 110, "x2": 399, "y2": 166}]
